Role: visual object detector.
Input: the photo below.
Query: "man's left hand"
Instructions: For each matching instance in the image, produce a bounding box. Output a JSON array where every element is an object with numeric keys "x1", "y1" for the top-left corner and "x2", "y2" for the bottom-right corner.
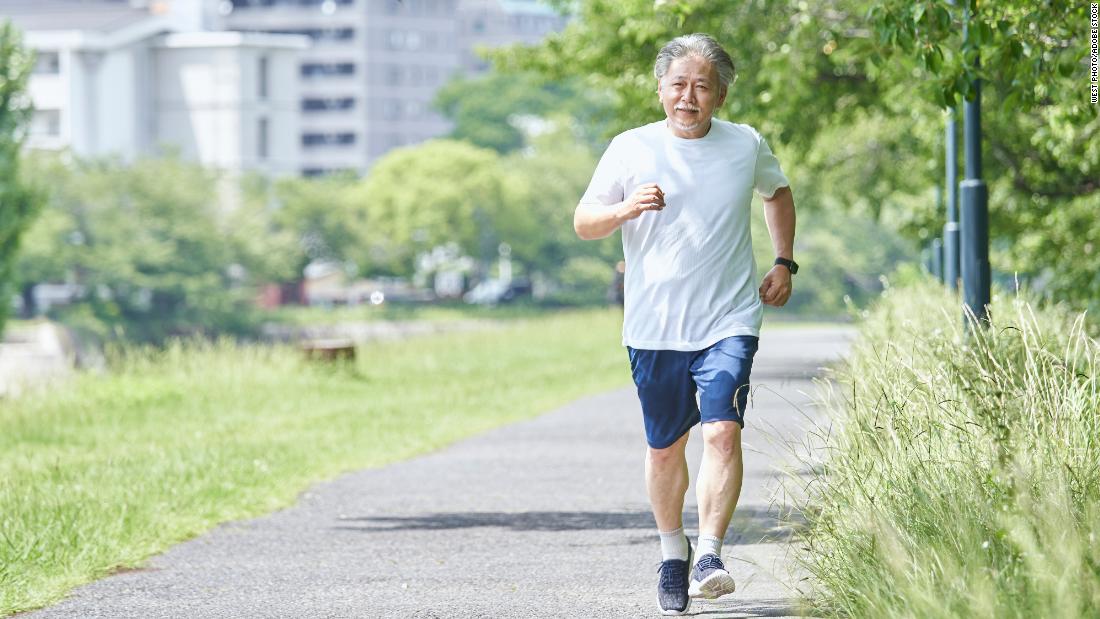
[{"x1": 759, "y1": 266, "x2": 792, "y2": 307}]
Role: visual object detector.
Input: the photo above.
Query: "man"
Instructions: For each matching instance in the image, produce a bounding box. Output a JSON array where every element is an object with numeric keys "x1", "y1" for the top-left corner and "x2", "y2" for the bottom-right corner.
[{"x1": 573, "y1": 33, "x2": 796, "y2": 615}]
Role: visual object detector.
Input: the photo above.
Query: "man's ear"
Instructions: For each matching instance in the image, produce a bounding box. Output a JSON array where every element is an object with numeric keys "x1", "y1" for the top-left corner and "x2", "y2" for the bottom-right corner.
[{"x1": 717, "y1": 86, "x2": 728, "y2": 107}]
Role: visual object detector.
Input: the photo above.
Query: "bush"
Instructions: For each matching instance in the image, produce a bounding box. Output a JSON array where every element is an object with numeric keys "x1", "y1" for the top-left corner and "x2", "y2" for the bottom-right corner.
[{"x1": 797, "y1": 278, "x2": 1100, "y2": 617}]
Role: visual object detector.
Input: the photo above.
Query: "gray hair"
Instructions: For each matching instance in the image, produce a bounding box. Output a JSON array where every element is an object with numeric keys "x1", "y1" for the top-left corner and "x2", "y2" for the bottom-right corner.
[{"x1": 654, "y1": 33, "x2": 736, "y2": 90}]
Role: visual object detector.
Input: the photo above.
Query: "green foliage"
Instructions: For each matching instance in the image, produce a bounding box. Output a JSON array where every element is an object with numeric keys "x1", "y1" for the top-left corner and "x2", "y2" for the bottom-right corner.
[
  {"x1": 0, "y1": 310, "x2": 629, "y2": 616},
  {"x1": 360, "y1": 139, "x2": 533, "y2": 274},
  {"x1": 861, "y1": 1, "x2": 1100, "y2": 309},
  {"x1": 554, "y1": 255, "x2": 617, "y2": 305},
  {"x1": 751, "y1": 207, "x2": 912, "y2": 316},
  {"x1": 0, "y1": 21, "x2": 42, "y2": 335},
  {"x1": 15, "y1": 154, "x2": 270, "y2": 343},
  {"x1": 797, "y1": 279, "x2": 1100, "y2": 617},
  {"x1": 503, "y1": 126, "x2": 620, "y2": 269},
  {"x1": 495, "y1": 0, "x2": 1099, "y2": 312},
  {"x1": 265, "y1": 172, "x2": 371, "y2": 274},
  {"x1": 434, "y1": 71, "x2": 610, "y2": 153}
]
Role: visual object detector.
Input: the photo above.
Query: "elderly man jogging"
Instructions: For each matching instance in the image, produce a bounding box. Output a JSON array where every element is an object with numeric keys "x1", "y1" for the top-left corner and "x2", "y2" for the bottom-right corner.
[{"x1": 574, "y1": 33, "x2": 797, "y2": 615}]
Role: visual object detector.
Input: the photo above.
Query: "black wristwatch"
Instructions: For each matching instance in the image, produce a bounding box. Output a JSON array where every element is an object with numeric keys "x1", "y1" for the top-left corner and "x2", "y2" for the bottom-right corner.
[{"x1": 774, "y1": 257, "x2": 799, "y2": 274}]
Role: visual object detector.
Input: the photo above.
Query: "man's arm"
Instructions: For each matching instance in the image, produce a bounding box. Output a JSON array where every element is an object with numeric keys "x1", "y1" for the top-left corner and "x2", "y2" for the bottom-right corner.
[
  {"x1": 574, "y1": 183, "x2": 665, "y2": 240},
  {"x1": 759, "y1": 185, "x2": 796, "y2": 307}
]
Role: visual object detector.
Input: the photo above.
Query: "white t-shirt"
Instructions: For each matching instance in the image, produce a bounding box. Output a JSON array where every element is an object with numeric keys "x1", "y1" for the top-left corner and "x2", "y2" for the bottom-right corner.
[{"x1": 580, "y1": 119, "x2": 789, "y2": 351}]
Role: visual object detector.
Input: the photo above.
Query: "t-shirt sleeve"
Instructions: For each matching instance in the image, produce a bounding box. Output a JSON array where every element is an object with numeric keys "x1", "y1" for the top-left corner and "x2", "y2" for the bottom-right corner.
[
  {"x1": 753, "y1": 135, "x2": 790, "y2": 199},
  {"x1": 580, "y1": 138, "x2": 626, "y2": 206}
]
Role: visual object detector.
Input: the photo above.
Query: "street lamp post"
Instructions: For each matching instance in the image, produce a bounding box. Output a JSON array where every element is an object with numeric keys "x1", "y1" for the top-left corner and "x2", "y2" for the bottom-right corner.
[
  {"x1": 944, "y1": 108, "x2": 961, "y2": 291},
  {"x1": 931, "y1": 237, "x2": 944, "y2": 283},
  {"x1": 960, "y1": 7, "x2": 991, "y2": 324}
]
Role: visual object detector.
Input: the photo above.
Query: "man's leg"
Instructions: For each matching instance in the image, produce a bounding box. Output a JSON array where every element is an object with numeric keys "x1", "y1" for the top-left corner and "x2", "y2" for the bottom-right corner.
[
  {"x1": 688, "y1": 335, "x2": 757, "y2": 599},
  {"x1": 647, "y1": 430, "x2": 693, "y2": 615},
  {"x1": 646, "y1": 430, "x2": 691, "y2": 531},
  {"x1": 695, "y1": 420, "x2": 743, "y2": 539}
]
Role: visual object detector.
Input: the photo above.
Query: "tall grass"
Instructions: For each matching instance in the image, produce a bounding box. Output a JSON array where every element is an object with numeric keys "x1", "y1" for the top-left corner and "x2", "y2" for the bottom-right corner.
[
  {"x1": 796, "y1": 279, "x2": 1100, "y2": 617},
  {"x1": 0, "y1": 309, "x2": 629, "y2": 616}
]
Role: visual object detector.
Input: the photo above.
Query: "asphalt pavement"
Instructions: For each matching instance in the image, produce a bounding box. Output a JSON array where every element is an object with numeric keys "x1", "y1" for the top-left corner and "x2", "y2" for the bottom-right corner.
[{"x1": 22, "y1": 325, "x2": 853, "y2": 619}]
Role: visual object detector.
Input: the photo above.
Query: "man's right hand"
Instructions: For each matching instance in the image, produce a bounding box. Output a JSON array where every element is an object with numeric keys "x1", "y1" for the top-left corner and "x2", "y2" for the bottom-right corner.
[{"x1": 618, "y1": 183, "x2": 665, "y2": 221}]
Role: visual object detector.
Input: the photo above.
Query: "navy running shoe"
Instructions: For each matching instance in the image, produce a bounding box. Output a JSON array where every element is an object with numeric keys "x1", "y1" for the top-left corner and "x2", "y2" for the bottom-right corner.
[
  {"x1": 656, "y1": 540, "x2": 692, "y2": 615},
  {"x1": 688, "y1": 553, "x2": 736, "y2": 599}
]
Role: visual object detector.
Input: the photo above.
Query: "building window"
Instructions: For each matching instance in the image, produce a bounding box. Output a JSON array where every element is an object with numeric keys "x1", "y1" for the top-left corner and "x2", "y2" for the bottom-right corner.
[
  {"x1": 33, "y1": 51, "x2": 60, "y2": 75},
  {"x1": 388, "y1": 30, "x2": 405, "y2": 50},
  {"x1": 386, "y1": 65, "x2": 402, "y2": 85},
  {"x1": 302, "y1": 97, "x2": 356, "y2": 112},
  {"x1": 30, "y1": 110, "x2": 60, "y2": 137},
  {"x1": 382, "y1": 100, "x2": 401, "y2": 120},
  {"x1": 301, "y1": 166, "x2": 356, "y2": 177},
  {"x1": 302, "y1": 132, "x2": 357, "y2": 147},
  {"x1": 258, "y1": 56, "x2": 269, "y2": 100},
  {"x1": 270, "y1": 27, "x2": 354, "y2": 42},
  {"x1": 301, "y1": 62, "x2": 355, "y2": 78},
  {"x1": 258, "y1": 117, "x2": 269, "y2": 159},
  {"x1": 233, "y1": 0, "x2": 353, "y2": 8}
]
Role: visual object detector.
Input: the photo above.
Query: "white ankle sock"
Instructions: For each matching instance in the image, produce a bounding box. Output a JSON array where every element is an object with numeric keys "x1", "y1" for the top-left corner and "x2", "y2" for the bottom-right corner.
[
  {"x1": 658, "y1": 527, "x2": 690, "y2": 561},
  {"x1": 696, "y1": 534, "x2": 722, "y2": 560}
]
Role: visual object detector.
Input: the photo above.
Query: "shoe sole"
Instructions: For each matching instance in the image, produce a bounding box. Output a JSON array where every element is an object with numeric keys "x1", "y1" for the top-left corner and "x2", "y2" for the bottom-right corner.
[
  {"x1": 689, "y1": 571, "x2": 736, "y2": 599},
  {"x1": 658, "y1": 598, "x2": 692, "y2": 616}
]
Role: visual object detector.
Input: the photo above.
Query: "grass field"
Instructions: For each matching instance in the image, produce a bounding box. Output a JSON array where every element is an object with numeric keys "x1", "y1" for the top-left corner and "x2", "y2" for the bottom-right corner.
[
  {"x1": 260, "y1": 299, "x2": 557, "y2": 326},
  {"x1": 0, "y1": 309, "x2": 630, "y2": 616},
  {"x1": 797, "y1": 280, "x2": 1100, "y2": 618}
]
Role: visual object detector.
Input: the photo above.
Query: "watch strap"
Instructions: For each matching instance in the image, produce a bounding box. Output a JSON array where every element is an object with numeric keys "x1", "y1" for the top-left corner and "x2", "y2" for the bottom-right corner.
[{"x1": 774, "y1": 257, "x2": 798, "y2": 274}]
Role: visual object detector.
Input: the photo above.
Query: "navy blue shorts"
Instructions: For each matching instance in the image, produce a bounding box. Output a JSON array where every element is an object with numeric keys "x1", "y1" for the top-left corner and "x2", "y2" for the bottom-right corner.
[{"x1": 627, "y1": 335, "x2": 760, "y2": 449}]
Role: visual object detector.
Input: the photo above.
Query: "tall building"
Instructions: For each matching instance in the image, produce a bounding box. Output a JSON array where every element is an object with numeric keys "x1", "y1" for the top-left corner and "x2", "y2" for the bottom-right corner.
[
  {"x1": 3, "y1": 0, "x2": 566, "y2": 177},
  {"x1": 4, "y1": 0, "x2": 310, "y2": 177},
  {"x1": 213, "y1": 0, "x2": 566, "y2": 175}
]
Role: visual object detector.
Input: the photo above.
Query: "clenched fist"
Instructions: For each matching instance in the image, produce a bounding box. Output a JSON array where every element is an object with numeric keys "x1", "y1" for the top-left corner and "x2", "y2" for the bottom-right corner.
[
  {"x1": 618, "y1": 183, "x2": 665, "y2": 222},
  {"x1": 759, "y1": 265, "x2": 793, "y2": 307}
]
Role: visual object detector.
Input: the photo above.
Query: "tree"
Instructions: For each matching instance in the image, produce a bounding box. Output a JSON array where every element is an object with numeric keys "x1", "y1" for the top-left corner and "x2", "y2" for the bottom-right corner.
[
  {"x1": 359, "y1": 140, "x2": 530, "y2": 276},
  {"x1": 264, "y1": 173, "x2": 373, "y2": 275},
  {"x1": 434, "y1": 71, "x2": 612, "y2": 153},
  {"x1": 17, "y1": 154, "x2": 271, "y2": 343},
  {"x1": 495, "y1": 0, "x2": 1099, "y2": 312},
  {"x1": 0, "y1": 21, "x2": 42, "y2": 334}
]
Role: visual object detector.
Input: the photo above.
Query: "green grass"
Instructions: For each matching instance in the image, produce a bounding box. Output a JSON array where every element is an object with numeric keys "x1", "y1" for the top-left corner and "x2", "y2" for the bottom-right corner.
[
  {"x1": 0, "y1": 309, "x2": 630, "y2": 616},
  {"x1": 260, "y1": 299, "x2": 567, "y2": 326},
  {"x1": 796, "y1": 279, "x2": 1100, "y2": 618}
]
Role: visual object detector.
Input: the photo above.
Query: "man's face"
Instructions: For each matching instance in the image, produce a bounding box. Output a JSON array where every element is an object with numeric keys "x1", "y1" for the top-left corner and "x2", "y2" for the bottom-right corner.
[{"x1": 657, "y1": 55, "x2": 727, "y2": 139}]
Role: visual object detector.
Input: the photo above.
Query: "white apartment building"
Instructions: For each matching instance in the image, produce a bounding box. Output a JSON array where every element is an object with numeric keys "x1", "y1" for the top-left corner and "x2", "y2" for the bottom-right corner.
[
  {"x1": 214, "y1": 0, "x2": 566, "y2": 175},
  {"x1": 4, "y1": 0, "x2": 310, "y2": 177}
]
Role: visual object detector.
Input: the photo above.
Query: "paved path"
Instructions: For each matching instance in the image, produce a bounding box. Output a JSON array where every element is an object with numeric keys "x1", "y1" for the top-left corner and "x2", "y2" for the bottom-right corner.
[{"x1": 23, "y1": 326, "x2": 852, "y2": 619}]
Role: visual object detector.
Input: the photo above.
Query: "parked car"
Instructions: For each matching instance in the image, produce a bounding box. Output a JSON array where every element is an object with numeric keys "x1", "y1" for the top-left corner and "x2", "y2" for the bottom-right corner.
[{"x1": 463, "y1": 278, "x2": 532, "y2": 305}]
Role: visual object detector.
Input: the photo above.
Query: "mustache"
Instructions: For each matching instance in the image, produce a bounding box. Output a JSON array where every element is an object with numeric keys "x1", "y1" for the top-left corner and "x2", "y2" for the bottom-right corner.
[{"x1": 674, "y1": 105, "x2": 701, "y2": 112}]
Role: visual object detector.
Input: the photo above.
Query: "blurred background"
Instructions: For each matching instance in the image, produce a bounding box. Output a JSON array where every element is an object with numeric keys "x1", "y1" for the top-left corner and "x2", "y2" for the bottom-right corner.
[{"x1": 0, "y1": 0, "x2": 1094, "y2": 369}]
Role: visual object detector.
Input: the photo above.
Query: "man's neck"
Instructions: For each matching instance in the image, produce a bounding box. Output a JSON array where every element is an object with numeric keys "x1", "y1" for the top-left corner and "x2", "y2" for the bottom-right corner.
[{"x1": 665, "y1": 118, "x2": 713, "y2": 139}]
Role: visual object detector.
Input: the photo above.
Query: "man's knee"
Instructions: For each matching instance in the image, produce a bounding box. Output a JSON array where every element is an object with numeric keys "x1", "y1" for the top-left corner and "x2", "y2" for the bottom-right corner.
[
  {"x1": 647, "y1": 434, "x2": 689, "y2": 467},
  {"x1": 702, "y1": 420, "x2": 742, "y2": 458}
]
